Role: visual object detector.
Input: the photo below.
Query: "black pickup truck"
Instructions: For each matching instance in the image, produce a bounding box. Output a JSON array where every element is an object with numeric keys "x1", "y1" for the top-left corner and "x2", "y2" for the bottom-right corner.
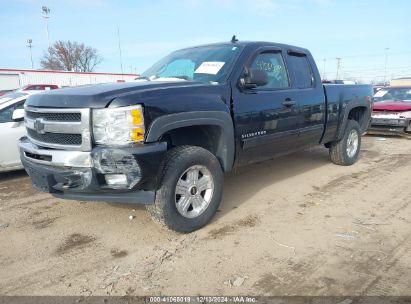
[{"x1": 19, "y1": 40, "x2": 373, "y2": 232}]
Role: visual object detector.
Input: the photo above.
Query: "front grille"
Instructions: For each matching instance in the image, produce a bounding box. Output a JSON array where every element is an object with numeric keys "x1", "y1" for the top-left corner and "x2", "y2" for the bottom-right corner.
[
  {"x1": 26, "y1": 111, "x2": 81, "y2": 122},
  {"x1": 27, "y1": 129, "x2": 82, "y2": 146},
  {"x1": 25, "y1": 106, "x2": 91, "y2": 151}
]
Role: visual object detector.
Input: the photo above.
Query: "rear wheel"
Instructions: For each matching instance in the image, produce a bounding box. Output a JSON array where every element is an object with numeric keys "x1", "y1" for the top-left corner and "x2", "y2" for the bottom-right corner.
[
  {"x1": 329, "y1": 119, "x2": 361, "y2": 166},
  {"x1": 146, "y1": 146, "x2": 223, "y2": 233}
]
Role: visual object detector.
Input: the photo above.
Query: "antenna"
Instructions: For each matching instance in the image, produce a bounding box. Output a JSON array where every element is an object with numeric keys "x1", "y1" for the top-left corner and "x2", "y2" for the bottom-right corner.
[
  {"x1": 117, "y1": 27, "x2": 124, "y2": 78},
  {"x1": 231, "y1": 35, "x2": 238, "y2": 43}
]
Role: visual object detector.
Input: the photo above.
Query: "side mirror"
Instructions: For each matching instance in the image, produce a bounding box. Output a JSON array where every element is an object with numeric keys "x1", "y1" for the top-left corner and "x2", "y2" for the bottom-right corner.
[
  {"x1": 241, "y1": 69, "x2": 268, "y2": 89},
  {"x1": 12, "y1": 108, "x2": 25, "y2": 122}
]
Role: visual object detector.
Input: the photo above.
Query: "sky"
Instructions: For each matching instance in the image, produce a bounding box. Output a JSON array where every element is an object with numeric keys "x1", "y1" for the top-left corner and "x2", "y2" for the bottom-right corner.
[{"x1": 0, "y1": 0, "x2": 410, "y2": 83}]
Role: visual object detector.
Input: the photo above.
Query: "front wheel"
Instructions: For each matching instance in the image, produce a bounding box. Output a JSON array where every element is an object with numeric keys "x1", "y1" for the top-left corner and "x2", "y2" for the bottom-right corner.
[
  {"x1": 146, "y1": 146, "x2": 224, "y2": 233},
  {"x1": 329, "y1": 119, "x2": 361, "y2": 166}
]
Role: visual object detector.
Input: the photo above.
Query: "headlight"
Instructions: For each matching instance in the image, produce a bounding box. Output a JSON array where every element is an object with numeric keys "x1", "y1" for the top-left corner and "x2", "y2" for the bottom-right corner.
[
  {"x1": 399, "y1": 111, "x2": 411, "y2": 119},
  {"x1": 92, "y1": 105, "x2": 145, "y2": 145}
]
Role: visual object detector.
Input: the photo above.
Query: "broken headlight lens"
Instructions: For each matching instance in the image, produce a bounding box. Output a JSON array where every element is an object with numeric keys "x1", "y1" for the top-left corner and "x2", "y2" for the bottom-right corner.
[
  {"x1": 92, "y1": 148, "x2": 142, "y2": 189},
  {"x1": 92, "y1": 105, "x2": 145, "y2": 145},
  {"x1": 399, "y1": 111, "x2": 411, "y2": 119}
]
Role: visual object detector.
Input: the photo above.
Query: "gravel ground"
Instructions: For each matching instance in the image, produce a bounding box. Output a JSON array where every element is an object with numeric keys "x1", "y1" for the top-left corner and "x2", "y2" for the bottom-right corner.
[{"x1": 0, "y1": 136, "x2": 410, "y2": 296}]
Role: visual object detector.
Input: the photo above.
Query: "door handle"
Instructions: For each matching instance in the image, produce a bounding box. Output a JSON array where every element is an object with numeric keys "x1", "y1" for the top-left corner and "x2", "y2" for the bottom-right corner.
[{"x1": 282, "y1": 99, "x2": 296, "y2": 107}]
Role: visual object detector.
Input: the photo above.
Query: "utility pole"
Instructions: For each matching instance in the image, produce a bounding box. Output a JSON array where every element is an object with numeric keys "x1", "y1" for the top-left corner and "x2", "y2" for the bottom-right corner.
[
  {"x1": 27, "y1": 39, "x2": 34, "y2": 69},
  {"x1": 42, "y1": 6, "x2": 51, "y2": 50},
  {"x1": 384, "y1": 48, "x2": 389, "y2": 85},
  {"x1": 322, "y1": 58, "x2": 326, "y2": 79},
  {"x1": 117, "y1": 27, "x2": 124, "y2": 78},
  {"x1": 335, "y1": 57, "x2": 341, "y2": 80}
]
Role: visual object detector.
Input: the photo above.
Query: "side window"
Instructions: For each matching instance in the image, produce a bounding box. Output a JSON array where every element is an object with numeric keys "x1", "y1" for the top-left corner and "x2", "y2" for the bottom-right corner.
[
  {"x1": 27, "y1": 85, "x2": 41, "y2": 90},
  {"x1": 15, "y1": 101, "x2": 25, "y2": 109},
  {"x1": 250, "y1": 52, "x2": 289, "y2": 90},
  {"x1": 288, "y1": 54, "x2": 314, "y2": 89},
  {"x1": 0, "y1": 107, "x2": 15, "y2": 123},
  {"x1": 0, "y1": 101, "x2": 25, "y2": 123}
]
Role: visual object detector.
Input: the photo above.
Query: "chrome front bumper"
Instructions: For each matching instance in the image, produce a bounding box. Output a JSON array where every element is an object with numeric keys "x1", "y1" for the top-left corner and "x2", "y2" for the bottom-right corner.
[{"x1": 19, "y1": 138, "x2": 92, "y2": 168}]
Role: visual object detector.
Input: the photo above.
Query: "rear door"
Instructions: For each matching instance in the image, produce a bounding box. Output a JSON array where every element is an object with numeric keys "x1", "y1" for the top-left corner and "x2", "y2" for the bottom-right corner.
[
  {"x1": 285, "y1": 50, "x2": 325, "y2": 146},
  {"x1": 232, "y1": 47, "x2": 301, "y2": 165}
]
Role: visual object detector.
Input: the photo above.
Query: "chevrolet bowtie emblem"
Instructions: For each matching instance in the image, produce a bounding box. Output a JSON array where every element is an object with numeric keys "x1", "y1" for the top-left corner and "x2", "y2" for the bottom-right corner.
[{"x1": 34, "y1": 118, "x2": 46, "y2": 134}]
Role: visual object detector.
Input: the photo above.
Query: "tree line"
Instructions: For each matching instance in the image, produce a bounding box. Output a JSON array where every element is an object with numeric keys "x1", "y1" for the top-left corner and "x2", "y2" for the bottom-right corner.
[{"x1": 40, "y1": 41, "x2": 103, "y2": 72}]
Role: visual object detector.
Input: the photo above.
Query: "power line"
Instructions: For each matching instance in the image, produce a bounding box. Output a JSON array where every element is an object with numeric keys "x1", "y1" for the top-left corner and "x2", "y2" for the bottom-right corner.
[
  {"x1": 317, "y1": 50, "x2": 411, "y2": 61},
  {"x1": 341, "y1": 66, "x2": 411, "y2": 73}
]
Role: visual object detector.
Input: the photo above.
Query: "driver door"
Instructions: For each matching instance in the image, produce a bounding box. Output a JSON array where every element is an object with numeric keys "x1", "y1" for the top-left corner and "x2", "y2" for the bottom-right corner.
[{"x1": 233, "y1": 49, "x2": 301, "y2": 166}]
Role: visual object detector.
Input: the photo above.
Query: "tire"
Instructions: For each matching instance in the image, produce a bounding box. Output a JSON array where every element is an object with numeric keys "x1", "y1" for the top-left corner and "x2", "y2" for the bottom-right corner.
[
  {"x1": 146, "y1": 145, "x2": 224, "y2": 233},
  {"x1": 329, "y1": 119, "x2": 361, "y2": 166}
]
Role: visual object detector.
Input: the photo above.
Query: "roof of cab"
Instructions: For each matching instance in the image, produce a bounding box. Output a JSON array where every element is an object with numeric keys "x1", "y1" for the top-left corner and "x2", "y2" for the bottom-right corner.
[{"x1": 177, "y1": 41, "x2": 310, "y2": 54}]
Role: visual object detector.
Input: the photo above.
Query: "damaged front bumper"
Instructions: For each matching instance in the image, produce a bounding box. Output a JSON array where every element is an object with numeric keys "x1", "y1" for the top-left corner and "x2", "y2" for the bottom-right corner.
[{"x1": 18, "y1": 137, "x2": 167, "y2": 204}]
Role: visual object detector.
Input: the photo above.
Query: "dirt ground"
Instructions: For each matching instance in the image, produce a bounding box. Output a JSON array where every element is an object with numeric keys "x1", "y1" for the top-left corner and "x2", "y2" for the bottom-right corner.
[{"x1": 0, "y1": 135, "x2": 410, "y2": 296}]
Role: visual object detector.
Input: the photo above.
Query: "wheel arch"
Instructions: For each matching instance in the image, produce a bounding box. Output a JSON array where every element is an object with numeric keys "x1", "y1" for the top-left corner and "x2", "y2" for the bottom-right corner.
[
  {"x1": 338, "y1": 105, "x2": 371, "y2": 139},
  {"x1": 145, "y1": 111, "x2": 235, "y2": 172}
]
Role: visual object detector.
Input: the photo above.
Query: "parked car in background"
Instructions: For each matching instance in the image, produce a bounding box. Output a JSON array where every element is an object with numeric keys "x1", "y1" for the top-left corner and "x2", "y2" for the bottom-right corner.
[
  {"x1": 0, "y1": 91, "x2": 39, "y2": 172},
  {"x1": 19, "y1": 84, "x2": 59, "y2": 92},
  {"x1": 0, "y1": 89, "x2": 14, "y2": 96},
  {"x1": 368, "y1": 86, "x2": 411, "y2": 135}
]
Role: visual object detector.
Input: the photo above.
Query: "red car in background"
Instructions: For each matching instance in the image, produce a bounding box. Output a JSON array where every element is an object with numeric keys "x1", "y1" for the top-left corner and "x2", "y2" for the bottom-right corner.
[
  {"x1": 20, "y1": 84, "x2": 59, "y2": 91},
  {"x1": 368, "y1": 86, "x2": 411, "y2": 135},
  {"x1": 0, "y1": 84, "x2": 59, "y2": 96}
]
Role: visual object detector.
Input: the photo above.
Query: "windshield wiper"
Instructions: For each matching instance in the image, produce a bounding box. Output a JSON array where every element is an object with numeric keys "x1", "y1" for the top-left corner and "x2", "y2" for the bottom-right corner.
[
  {"x1": 155, "y1": 75, "x2": 191, "y2": 80},
  {"x1": 135, "y1": 76, "x2": 151, "y2": 81}
]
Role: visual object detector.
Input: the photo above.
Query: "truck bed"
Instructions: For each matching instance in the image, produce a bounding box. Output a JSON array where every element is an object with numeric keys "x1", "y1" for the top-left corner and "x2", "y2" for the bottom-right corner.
[{"x1": 322, "y1": 84, "x2": 373, "y2": 144}]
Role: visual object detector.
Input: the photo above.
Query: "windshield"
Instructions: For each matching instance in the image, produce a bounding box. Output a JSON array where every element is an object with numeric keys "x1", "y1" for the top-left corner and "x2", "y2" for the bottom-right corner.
[
  {"x1": 374, "y1": 88, "x2": 411, "y2": 102},
  {"x1": 142, "y1": 45, "x2": 243, "y2": 83}
]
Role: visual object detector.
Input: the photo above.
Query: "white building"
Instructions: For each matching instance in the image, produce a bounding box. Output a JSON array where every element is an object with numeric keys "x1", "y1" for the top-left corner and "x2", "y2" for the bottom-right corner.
[
  {"x1": 0, "y1": 68, "x2": 139, "y2": 90},
  {"x1": 390, "y1": 77, "x2": 411, "y2": 86}
]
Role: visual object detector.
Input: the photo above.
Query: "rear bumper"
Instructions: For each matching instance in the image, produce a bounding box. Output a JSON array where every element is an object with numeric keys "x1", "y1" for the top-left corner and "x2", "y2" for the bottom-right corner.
[{"x1": 19, "y1": 137, "x2": 167, "y2": 204}]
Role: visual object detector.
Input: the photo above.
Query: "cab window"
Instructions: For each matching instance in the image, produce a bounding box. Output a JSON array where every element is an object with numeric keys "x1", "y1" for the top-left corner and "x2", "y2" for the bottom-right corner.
[
  {"x1": 250, "y1": 52, "x2": 289, "y2": 90},
  {"x1": 288, "y1": 53, "x2": 314, "y2": 89}
]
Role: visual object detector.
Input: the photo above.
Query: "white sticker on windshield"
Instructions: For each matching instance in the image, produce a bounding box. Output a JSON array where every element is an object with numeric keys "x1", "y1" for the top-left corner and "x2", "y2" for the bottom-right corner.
[
  {"x1": 194, "y1": 62, "x2": 225, "y2": 75},
  {"x1": 374, "y1": 90, "x2": 387, "y2": 97}
]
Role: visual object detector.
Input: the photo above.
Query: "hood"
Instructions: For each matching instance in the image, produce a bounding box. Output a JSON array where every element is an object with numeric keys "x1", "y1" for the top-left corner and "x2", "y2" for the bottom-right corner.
[
  {"x1": 25, "y1": 81, "x2": 204, "y2": 108},
  {"x1": 372, "y1": 101, "x2": 411, "y2": 112}
]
